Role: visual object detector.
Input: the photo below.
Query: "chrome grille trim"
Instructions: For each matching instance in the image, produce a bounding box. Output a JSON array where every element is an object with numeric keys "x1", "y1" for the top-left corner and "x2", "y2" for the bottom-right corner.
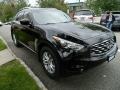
[{"x1": 91, "y1": 38, "x2": 115, "y2": 55}]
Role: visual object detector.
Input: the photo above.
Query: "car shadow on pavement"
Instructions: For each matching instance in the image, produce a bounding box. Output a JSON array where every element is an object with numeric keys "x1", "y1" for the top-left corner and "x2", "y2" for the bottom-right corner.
[{"x1": 61, "y1": 60, "x2": 106, "y2": 78}]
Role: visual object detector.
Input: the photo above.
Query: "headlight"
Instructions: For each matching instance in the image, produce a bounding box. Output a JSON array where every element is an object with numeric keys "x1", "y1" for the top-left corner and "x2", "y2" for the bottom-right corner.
[{"x1": 52, "y1": 36, "x2": 84, "y2": 51}]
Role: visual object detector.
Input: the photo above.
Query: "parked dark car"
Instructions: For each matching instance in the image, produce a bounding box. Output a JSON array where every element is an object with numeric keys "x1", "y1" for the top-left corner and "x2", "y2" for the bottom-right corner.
[
  {"x1": 100, "y1": 11, "x2": 120, "y2": 30},
  {"x1": 11, "y1": 7, "x2": 118, "y2": 79}
]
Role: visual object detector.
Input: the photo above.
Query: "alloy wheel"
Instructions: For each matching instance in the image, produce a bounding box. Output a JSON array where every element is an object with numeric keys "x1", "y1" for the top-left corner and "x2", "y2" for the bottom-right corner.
[{"x1": 42, "y1": 51, "x2": 55, "y2": 74}]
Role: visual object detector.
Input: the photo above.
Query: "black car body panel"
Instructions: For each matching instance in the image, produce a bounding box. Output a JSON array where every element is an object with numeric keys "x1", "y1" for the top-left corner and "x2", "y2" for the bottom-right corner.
[{"x1": 11, "y1": 8, "x2": 118, "y2": 66}]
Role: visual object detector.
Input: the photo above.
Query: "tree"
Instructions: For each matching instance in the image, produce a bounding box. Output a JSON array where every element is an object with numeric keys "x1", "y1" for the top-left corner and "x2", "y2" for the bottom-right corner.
[
  {"x1": 86, "y1": 0, "x2": 120, "y2": 15},
  {"x1": 0, "y1": 0, "x2": 28, "y2": 22},
  {"x1": 16, "y1": 0, "x2": 28, "y2": 11},
  {"x1": 37, "y1": 0, "x2": 68, "y2": 12}
]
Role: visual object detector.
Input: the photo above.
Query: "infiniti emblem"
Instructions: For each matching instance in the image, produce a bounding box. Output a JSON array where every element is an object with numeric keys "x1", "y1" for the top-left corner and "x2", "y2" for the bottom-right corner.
[{"x1": 99, "y1": 38, "x2": 104, "y2": 42}]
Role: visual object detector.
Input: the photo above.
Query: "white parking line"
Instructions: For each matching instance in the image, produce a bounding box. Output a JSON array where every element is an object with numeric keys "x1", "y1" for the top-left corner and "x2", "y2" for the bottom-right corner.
[{"x1": 118, "y1": 49, "x2": 120, "y2": 52}]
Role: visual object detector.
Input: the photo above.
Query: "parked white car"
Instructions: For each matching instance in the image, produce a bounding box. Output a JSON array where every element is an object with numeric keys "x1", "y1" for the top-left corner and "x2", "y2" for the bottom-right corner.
[
  {"x1": 74, "y1": 9, "x2": 95, "y2": 23},
  {"x1": 0, "y1": 21, "x2": 3, "y2": 26}
]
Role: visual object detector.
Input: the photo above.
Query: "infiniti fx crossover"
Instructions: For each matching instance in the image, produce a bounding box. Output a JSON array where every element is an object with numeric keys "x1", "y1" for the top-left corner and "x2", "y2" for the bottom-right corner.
[{"x1": 11, "y1": 7, "x2": 118, "y2": 79}]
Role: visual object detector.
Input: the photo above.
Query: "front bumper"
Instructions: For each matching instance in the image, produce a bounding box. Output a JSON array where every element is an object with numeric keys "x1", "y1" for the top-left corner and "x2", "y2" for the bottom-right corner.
[
  {"x1": 60, "y1": 43, "x2": 118, "y2": 62},
  {"x1": 81, "y1": 43, "x2": 118, "y2": 61}
]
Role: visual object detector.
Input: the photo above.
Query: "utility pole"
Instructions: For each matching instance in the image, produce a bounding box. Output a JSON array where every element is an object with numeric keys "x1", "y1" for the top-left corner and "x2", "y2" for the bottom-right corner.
[{"x1": 79, "y1": 0, "x2": 81, "y2": 10}]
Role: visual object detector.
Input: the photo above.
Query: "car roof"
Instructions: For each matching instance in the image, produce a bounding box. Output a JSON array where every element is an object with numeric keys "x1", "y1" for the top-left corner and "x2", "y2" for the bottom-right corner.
[
  {"x1": 111, "y1": 11, "x2": 120, "y2": 14},
  {"x1": 111, "y1": 11, "x2": 120, "y2": 12},
  {"x1": 80, "y1": 9, "x2": 91, "y2": 11},
  {"x1": 75, "y1": 9, "x2": 93, "y2": 13},
  {"x1": 20, "y1": 7, "x2": 58, "y2": 12},
  {"x1": 102, "y1": 11, "x2": 120, "y2": 14}
]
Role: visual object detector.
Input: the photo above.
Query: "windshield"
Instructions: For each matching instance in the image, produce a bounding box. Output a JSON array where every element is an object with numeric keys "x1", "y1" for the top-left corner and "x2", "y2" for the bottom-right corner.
[
  {"x1": 33, "y1": 10, "x2": 71, "y2": 24},
  {"x1": 75, "y1": 10, "x2": 92, "y2": 15}
]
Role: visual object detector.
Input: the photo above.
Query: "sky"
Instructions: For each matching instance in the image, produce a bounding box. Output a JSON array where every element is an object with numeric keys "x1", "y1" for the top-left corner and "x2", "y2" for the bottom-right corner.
[{"x1": 28, "y1": 0, "x2": 85, "y2": 6}]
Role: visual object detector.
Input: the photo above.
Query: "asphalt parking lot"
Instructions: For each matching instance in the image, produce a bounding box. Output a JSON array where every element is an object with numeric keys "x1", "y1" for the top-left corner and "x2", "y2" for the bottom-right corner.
[{"x1": 0, "y1": 25, "x2": 120, "y2": 90}]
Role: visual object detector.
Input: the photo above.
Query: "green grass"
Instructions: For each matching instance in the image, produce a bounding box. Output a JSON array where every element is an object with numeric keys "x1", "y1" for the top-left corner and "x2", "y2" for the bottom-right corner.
[
  {"x1": 0, "y1": 60, "x2": 40, "y2": 90},
  {"x1": 0, "y1": 39, "x2": 7, "y2": 51}
]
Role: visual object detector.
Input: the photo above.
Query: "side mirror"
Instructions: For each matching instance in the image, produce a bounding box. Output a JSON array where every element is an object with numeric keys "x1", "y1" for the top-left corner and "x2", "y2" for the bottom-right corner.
[{"x1": 20, "y1": 19, "x2": 30, "y2": 25}]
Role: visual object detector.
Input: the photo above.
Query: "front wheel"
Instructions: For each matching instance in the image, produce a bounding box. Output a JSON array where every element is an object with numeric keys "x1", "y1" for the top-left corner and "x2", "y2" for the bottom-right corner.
[{"x1": 40, "y1": 46, "x2": 62, "y2": 79}]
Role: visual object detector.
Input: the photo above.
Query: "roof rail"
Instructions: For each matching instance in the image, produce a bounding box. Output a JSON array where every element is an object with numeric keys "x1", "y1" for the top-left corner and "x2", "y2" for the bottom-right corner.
[
  {"x1": 19, "y1": 7, "x2": 40, "y2": 11},
  {"x1": 19, "y1": 7, "x2": 58, "y2": 12},
  {"x1": 19, "y1": 7, "x2": 31, "y2": 11}
]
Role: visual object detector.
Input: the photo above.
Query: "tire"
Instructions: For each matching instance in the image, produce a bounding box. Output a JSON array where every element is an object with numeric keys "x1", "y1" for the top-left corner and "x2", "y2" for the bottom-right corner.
[
  {"x1": 11, "y1": 32, "x2": 21, "y2": 47},
  {"x1": 39, "y1": 46, "x2": 62, "y2": 79}
]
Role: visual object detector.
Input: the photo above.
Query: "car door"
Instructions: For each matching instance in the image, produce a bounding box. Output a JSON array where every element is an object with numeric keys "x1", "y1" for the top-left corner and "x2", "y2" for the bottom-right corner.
[
  {"x1": 12, "y1": 11, "x2": 25, "y2": 43},
  {"x1": 18, "y1": 12, "x2": 38, "y2": 51}
]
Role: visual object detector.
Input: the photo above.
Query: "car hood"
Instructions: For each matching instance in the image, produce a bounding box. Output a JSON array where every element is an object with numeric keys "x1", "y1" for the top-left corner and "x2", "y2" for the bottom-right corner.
[{"x1": 39, "y1": 22, "x2": 114, "y2": 45}]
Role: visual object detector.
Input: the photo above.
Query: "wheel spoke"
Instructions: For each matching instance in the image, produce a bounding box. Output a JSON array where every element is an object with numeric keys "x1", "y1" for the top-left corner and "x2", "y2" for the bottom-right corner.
[
  {"x1": 44, "y1": 52, "x2": 49, "y2": 60},
  {"x1": 50, "y1": 62, "x2": 55, "y2": 72}
]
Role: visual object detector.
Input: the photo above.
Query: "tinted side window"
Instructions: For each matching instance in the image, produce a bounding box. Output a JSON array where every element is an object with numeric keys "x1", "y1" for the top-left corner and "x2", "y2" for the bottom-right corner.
[
  {"x1": 16, "y1": 11, "x2": 24, "y2": 21},
  {"x1": 24, "y1": 12, "x2": 33, "y2": 24},
  {"x1": 24, "y1": 12, "x2": 31, "y2": 20}
]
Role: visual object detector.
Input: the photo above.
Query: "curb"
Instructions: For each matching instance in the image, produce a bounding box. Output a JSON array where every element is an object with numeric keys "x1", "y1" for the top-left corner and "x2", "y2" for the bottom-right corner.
[{"x1": 0, "y1": 36, "x2": 48, "y2": 90}]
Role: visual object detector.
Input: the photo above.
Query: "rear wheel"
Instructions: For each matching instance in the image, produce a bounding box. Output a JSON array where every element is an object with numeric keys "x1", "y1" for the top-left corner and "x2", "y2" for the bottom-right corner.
[{"x1": 39, "y1": 46, "x2": 62, "y2": 79}]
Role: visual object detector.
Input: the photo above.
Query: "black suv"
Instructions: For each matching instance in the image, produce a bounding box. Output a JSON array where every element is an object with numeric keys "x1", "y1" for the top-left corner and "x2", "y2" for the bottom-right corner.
[{"x1": 11, "y1": 7, "x2": 118, "y2": 79}]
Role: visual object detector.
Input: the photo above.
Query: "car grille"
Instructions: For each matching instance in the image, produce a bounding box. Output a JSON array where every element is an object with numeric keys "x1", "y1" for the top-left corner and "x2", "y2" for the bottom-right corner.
[{"x1": 90, "y1": 38, "x2": 115, "y2": 55}]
